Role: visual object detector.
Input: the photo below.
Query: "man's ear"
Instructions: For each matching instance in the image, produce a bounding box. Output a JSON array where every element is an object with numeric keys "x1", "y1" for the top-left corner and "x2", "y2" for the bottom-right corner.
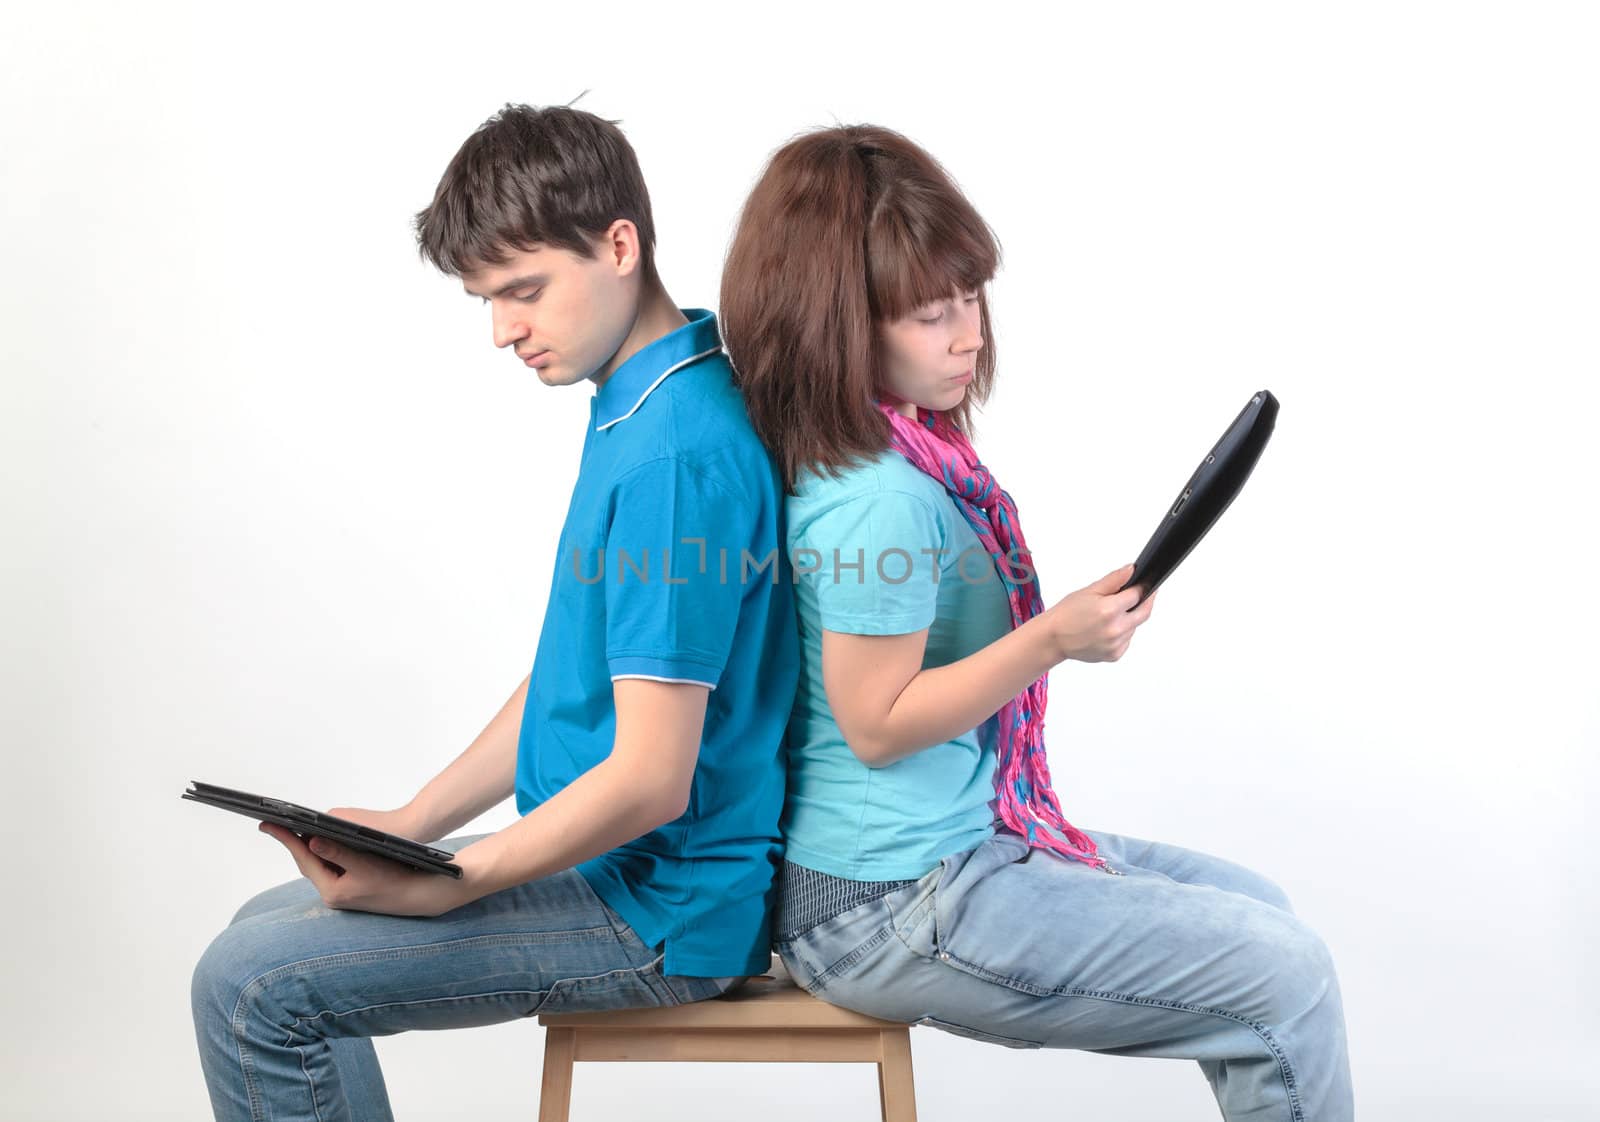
[{"x1": 600, "y1": 219, "x2": 642, "y2": 278}]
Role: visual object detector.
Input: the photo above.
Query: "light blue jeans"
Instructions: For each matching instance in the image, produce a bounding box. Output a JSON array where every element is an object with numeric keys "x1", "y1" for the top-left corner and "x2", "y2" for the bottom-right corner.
[
  {"x1": 776, "y1": 829, "x2": 1353, "y2": 1122},
  {"x1": 190, "y1": 834, "x2": 741, "y2": 1122}
]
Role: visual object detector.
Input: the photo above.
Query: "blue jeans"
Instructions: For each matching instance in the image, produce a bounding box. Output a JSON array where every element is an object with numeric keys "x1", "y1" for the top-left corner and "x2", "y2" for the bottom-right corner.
[
  {"x1": 776, "y1": 829, "x2": 1353, "y2": 1122},
  {"x1": 191, "y1": 834, "x2": 741, "y2": 1122}
]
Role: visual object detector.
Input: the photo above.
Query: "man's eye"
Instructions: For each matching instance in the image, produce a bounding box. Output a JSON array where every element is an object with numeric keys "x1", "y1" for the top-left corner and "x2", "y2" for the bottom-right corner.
[{"x1": 514, "y1": 289, "x2": 542, "y2": 303}]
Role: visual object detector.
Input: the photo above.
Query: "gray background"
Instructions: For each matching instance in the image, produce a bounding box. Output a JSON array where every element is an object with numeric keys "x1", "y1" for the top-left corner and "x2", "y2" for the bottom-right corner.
[{"x1": 3, "y1": 2, "x2": 1596, "y2": 1119}]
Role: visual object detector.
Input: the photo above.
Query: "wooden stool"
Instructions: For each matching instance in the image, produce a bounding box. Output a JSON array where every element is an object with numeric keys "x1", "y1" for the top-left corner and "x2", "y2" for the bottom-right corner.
[{"x1": 535, "y1": 957, "x2": 916, "y2": 1121}]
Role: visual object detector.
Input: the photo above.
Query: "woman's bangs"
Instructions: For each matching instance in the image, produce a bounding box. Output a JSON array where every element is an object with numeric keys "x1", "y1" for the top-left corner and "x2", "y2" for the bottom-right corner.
[{"x1": 867, "y1": 216, "x2": 997, "y2": 321}]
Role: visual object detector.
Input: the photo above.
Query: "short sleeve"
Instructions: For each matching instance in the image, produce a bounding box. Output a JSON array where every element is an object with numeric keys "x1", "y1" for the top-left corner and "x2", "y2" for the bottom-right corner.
[
  {"x1": 795, "y1": 490, "x2": 944, "y2": 636},
  {"x1": 603, "y1": 457, "x2": 750, "y2": 689}
]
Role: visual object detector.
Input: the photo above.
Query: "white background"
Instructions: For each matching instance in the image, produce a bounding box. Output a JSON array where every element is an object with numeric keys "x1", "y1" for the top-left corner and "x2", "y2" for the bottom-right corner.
[{"x1": 3, "y1": 2, "x2": 1596, "y2": 1119}]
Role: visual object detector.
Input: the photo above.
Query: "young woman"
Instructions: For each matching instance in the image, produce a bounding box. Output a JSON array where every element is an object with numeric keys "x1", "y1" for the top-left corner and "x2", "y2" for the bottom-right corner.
[{"x1": 719, "y1": 125, "x2": 1352, "y2": 1122}]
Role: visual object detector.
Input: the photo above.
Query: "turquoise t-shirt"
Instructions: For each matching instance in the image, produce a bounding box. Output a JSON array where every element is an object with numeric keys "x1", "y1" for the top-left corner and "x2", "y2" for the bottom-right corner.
[{"x1": 783, "y1": 448, "x2": 1015, "y2": 880}]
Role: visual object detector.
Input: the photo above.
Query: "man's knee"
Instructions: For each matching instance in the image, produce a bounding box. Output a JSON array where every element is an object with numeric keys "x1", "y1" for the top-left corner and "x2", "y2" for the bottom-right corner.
[
  {"x1": 192, "y1": 924, "x2": 253, "y2": 1030},
  {"x1": 191, "y1": 917, "x2": 296, "y2": 1034},
  {"x1": 227, "y1": 877, "x2": 318, "y2": 926}
]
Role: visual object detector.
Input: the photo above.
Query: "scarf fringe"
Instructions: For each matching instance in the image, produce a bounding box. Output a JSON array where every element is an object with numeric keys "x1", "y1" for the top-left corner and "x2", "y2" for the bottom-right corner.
[{"x1": 876, "y1": 397, "x2": 1102, "y2": 869}]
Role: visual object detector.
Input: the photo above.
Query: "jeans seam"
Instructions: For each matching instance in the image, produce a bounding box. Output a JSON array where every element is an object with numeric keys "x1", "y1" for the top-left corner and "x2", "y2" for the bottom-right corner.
[
  {"x1": 286, "y1": 989, "x2": 554, "y2": 1033},
  {"x1": 280, "y1": 956, "x2": 672, "y2": 1034},
  {"x1": 631, "y1": 953, "x2": 680, "y2": 1006},
  {"x1": 809, "y1": 923, "x2": 895, "y2": 992},
  {"x1": 935, "y1": 945, "x2": 1304, "y2": 1122},
  {"x1": 593, "y1": 894, "x2": 651, "y2": 954},
  {"x1": 229, "y1": 928, "x2": 617, "y2": 1121},
  {"x1": 294, "y1": 1036, "x2": 327, "y2": 1122},
  {"x1": 889, "y1": 891, "x2": 936, "y2": 953}
]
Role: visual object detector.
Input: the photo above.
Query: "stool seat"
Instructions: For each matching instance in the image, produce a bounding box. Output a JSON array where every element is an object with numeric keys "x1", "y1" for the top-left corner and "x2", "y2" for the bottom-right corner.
[
  {"x1": 539, "y1": 967, "x2": 901, "y2": 1030},
  {"x1": 535, "y1": 957, "x2": 917, "y2": 1120}
]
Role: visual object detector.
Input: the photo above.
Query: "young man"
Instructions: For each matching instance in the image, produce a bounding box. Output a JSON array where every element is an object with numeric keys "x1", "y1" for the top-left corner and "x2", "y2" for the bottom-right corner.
[{"x1": 190, "y1": 103, "x2": 799, "y2": 1121}]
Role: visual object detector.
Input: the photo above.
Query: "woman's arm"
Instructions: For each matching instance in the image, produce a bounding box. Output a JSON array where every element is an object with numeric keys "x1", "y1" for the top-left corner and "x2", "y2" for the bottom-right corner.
[{"x1": 824, "y1": 564, "x2": 1156, "y2": 767}]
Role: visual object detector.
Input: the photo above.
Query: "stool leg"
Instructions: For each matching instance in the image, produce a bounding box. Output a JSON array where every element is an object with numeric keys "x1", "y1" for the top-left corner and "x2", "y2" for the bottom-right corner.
[
  {"x1": 538, "y1": 1027, "x2": 576, "y2": 1122},
  {"x1": 877, "y1": 1027, "x2": 917, "y2": 1122}
]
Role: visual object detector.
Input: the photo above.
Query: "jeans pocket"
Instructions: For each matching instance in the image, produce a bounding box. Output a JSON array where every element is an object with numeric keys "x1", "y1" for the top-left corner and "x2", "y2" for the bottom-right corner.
[
  {"x1": 779, "y1": 903, "x2": 901, "y2": 995},
  {"x1": 775, "y1": 941, "x2": 824, "y2": 996},
  {"x1": 913, "y1": 1014, "x2": 1043, "y2": 1050},
  {"x1": 923, "y1": 833, "x2": 1030, "y2": 961},
  {"x1": 888, "y1": 865, "x2": 946, "y2": 959}
]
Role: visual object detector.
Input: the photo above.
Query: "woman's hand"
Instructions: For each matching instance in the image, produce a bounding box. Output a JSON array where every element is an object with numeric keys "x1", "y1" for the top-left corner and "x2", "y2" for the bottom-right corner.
[
  {"x1": 1041, "y1": 563, "x2": 1158, "y2": 664},
  {"x1": 257, "y1": 822, "x2": 477, "y2": 917}
]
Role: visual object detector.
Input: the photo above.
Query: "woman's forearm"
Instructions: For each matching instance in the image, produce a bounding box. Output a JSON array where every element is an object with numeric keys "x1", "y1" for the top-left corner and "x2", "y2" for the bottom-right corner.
[{"x1": 869, "y1": 615, "x2": 1061, "y2": 766}]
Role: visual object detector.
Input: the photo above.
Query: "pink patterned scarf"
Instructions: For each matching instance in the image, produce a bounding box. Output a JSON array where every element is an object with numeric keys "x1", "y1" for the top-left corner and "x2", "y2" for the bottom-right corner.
[{"x1": 874, "y1": 394, "x2": 1111, "y2": 872}]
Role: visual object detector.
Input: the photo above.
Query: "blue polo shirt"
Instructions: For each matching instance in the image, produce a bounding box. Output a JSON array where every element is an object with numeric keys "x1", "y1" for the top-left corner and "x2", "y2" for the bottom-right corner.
[{"x1": 514, "y1": 308, "x2": 798, "y2": 977}]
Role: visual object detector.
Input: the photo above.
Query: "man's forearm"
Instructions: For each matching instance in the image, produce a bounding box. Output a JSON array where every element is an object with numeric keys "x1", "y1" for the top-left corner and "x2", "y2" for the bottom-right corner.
[
  {"x1": 406, "y1": 674, "x2": 528, "y2": 841},
  {"x1": 451, "y1": 752, "x2": 681, "y2": 898}
]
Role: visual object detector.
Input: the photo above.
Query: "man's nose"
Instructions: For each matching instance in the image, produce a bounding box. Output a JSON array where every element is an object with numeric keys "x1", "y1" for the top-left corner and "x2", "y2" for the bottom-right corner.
[{"x1": 491, "y1": 303, "x2": 530, "y2": 350}]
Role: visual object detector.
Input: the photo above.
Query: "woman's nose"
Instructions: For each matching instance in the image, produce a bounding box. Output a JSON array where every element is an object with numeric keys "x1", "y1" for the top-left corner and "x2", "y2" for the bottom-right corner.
[{"x1": 955, "y1": 309, "x2": 984, "y2": 354}]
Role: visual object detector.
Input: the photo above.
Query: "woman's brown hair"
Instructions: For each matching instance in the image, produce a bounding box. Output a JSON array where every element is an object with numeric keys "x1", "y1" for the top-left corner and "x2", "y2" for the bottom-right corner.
[{"x1": 720, "y1": 124, "x2": 1001, "y2": 493}]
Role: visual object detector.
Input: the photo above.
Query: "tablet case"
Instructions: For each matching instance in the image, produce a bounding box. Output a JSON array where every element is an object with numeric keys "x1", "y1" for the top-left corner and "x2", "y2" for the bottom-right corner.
[
  {"x1": 182, "y1": 780, "x2": 464, "y2": 878},
  {"x1": 1122, "y1": 389, "x2": 1279, "y2": 608}
]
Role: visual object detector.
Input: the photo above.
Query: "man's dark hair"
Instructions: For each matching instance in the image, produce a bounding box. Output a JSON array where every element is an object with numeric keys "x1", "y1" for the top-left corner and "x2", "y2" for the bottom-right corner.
[{"x1": 414, "y1": 103, "x2": 658, "y2": 280}]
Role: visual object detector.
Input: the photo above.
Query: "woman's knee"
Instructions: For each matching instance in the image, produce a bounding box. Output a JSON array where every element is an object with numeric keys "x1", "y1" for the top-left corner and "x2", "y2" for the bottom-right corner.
[
  {"x1": 1257, "y1": 918, "x2": 1342, "y2": 1028},
  {"x1": 1235, "y1": 867, "x2": 1296, "y2": 914}
]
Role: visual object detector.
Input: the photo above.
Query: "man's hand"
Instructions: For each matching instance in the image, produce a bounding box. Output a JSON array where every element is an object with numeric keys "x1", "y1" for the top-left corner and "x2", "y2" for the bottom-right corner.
[
  {"x1": 326, "y1": 805, "x2": 433, "y2": 843},
  {"x1": 258, "y1": 678, "x2": 709, "y2": 912},
  {"x1": 258, "y1": 822, "x2": 476, "y2": 917}
]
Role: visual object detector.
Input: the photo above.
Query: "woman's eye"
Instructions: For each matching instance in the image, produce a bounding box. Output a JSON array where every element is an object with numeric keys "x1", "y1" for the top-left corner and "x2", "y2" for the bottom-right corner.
[
  {"x1": 963, "y1": 292, "x2": 980, "y2": 304},
  {"x1": 917, "y1": 312, "x2": 944, "y2": 324}
]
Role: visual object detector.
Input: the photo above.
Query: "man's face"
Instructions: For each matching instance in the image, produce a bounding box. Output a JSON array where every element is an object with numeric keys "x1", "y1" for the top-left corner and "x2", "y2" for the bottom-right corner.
[{"x1": 460, "y1": 224, "x2": 641, "y2": 388}]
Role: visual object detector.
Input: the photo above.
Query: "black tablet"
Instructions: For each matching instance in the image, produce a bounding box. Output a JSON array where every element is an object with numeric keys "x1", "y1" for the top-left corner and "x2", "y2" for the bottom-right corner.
[
  {"x1": 1121, "y1": 389, "x2": 1279, "y2": 609},
  {"x1": 182, "y1": 780, "x2": 465, "y2": 878}
]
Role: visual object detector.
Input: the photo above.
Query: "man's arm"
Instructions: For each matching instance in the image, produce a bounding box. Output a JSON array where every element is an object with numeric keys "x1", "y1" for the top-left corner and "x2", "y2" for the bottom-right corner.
[
  {"x1": 384, "y1": 675, "x2": 528, "y2": 842},
  {"x1": 264, "y1": 677, "x2": 706, "y2": 916},
  {"x1": 451, "y1": 678, "x2": 704, "y2": 895}
]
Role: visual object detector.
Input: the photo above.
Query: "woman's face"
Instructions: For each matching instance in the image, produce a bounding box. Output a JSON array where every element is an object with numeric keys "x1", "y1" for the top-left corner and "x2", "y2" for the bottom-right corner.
[{"x1": 877, "y1": 288, "x2": 984, "y2": 418}]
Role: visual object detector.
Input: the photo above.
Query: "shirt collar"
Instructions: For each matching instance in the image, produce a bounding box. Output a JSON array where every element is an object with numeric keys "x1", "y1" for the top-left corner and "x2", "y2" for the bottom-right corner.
[{"x1": 592, "y1": 308, "x2": 723, "y2": 431}]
